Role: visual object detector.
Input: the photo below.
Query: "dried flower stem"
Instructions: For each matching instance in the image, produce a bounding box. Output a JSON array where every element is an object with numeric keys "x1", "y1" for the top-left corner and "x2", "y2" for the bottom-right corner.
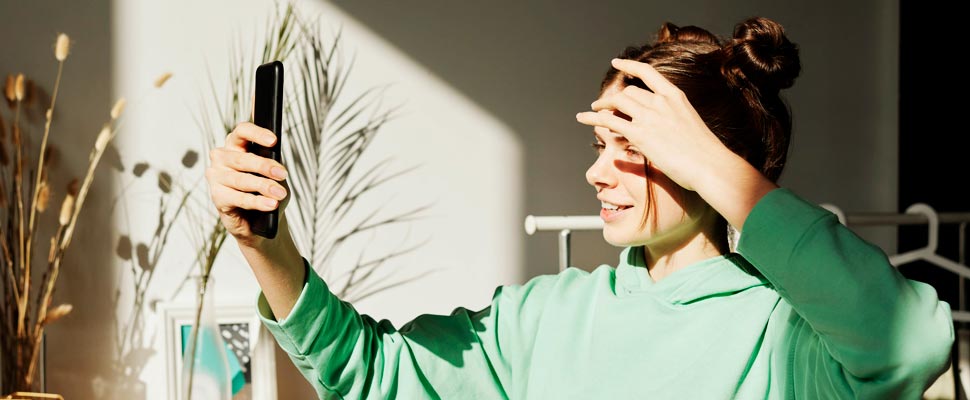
[
  {"x1": 42, "y1": 303, "x2": 71, "y2": 326},
  {"x1": 24, "y1": 54, "x2": 66, "y2": 315},
  {"x1": 55, "y1": 33, "x2": 70, "y2": 62},
  {"x1": 110, "y1": 98, "x2": 126, "y2": 121},
  {"x1": 4, "y1": 75, "x2": 15, "y2": 102},
  {"x1": 12, "y1": 98, "x2": 27, "y2": 338},
  {"x1": 14, "y1": 74, "x2": 25, "y2": 102},
  {"x1": 26, "y1": 123, "x2": 117, "y2": 383},
  {"x1": 57, "y1": 194, "x2": 73, "y2": 227},
  {"x1": 154, "y1": 72, "x2": 172, "y2": 89},
  {"x1": 2, "y1": 239, "x2": 17, "y2": 301}
]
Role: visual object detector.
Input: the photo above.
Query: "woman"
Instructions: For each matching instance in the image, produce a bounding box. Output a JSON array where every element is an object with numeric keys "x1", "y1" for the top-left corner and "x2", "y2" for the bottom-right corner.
[{"x1": 205, "y1": 17, "x2": 953, "y2": 399}]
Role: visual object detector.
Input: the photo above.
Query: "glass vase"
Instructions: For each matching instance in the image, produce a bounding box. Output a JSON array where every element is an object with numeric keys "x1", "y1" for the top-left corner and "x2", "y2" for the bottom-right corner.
[{"x1": 180, "y1": 276, "x2": 231, "y2": 400}]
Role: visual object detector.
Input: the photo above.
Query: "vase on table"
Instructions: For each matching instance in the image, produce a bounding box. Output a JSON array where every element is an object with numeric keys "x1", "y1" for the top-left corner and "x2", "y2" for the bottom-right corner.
[{"x1": 180, "y1": 275, "x2": 231, "y2": 400}]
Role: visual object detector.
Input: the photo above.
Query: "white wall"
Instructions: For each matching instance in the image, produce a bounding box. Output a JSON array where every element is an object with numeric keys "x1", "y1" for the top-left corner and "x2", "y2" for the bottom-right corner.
[
  {"x1": 328, "y1": 0, "x2": 902, "y2": 274},
  {"x1": 111, "y1": 0, "x2": 522, "y2": 399},
  {"x1": 1, "y1": 0, "x2": 907, "y2": 399}
]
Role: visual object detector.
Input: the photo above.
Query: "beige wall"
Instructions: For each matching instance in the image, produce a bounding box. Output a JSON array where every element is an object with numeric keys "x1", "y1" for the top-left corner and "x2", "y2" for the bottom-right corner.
[
  {"x1": 328, "y1": 0, "x2": 901, "y2": 276},
  {"x1": 2, "y1": 0, "x2": 901, "y2": 398}
]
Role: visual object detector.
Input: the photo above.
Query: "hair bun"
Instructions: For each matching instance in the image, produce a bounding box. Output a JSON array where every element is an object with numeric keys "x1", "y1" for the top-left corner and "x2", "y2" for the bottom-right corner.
[
  {"x1": 721, "y1": 17, "x2": 800, "y2": 93},
  {"x1": 657, "y1": 22, "x2": 720, "y2": 46}
]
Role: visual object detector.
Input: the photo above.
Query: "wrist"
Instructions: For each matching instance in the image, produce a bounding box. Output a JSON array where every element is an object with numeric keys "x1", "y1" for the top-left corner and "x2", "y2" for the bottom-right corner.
[
  {"x1": 237, "y1": 215, "x2": 306, "y2": 320},
  {"x1": 242, "y1": 227, "x2": 298, "y2": 261},
  {"x1": 687, "y1": 141, "x2": 741, "y2": 193},
  {"x1": 239, "y1": 220, "x2": 302, "y2": 271},
  {"x1": 238, "y1": 211, "x2": 294, "y2": 254},
  {"x1": 693, "y1": 149, "x2": 778, "y2": 230}
]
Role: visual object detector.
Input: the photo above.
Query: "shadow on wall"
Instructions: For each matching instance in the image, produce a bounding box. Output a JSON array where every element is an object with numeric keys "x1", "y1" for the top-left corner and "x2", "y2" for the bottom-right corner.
[{"x1": 327, "y1": 0, "x2": 628, "y2": 277}]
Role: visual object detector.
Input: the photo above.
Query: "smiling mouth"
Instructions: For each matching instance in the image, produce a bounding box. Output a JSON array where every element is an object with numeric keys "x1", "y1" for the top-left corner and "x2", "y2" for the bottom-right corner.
[
  {"x1": 600, "y1": 205, "x2": 633, "y2": 222},
  {"x1": 601, "y1": 202, "x2": 633, "y2": 211}
]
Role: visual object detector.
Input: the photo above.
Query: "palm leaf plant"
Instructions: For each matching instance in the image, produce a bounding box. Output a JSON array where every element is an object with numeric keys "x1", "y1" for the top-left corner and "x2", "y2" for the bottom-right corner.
[
  {"x1": 182, "y1": 1, "x2": 436, "y2": 396},
  {"x1": 282, "y1": 10, "x2": 436, "y2": 302}
]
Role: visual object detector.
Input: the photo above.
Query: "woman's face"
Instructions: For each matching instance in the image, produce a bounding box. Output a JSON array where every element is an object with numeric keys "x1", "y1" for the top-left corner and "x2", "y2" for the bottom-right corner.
[{"x1": 585, "y1": 83, "x2": 706, "y2": 248}]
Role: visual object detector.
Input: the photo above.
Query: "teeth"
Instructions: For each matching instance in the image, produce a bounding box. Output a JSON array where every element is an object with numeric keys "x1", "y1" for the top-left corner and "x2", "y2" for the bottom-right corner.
[{"x1": 601, "y1": 201, "x2": 619, "y2": 210}]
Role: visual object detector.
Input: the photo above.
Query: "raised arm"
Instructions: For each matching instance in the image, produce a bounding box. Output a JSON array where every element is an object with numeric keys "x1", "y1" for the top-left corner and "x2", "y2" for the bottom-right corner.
[
  {"x1": 738, "y1": 186, "x2": 953, "y2": 396},
  {"x1": 205, "y1": 121, "x2": 310, "y2": 320},
  {"x1": 206, "y1": 121, "x2": 549, "y2": 398},
  {"x1": 577, "y1": 57, "x2": 953, "y2": 397},
  {"x1": 700, "y1": 150, "x2": 953, "y2": 396}
]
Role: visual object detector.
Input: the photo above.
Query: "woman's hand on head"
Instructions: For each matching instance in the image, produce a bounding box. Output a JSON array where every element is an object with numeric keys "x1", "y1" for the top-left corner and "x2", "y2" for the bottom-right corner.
[
  {"x1": 205, "y1": 121, "x2": 290, "y2": 248},
  {"x1": 575, "y1": 58, "x2": 730, "y2": 192}
]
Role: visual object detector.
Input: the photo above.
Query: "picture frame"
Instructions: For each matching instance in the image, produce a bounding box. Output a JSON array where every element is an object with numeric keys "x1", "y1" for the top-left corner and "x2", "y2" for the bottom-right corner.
[{"x1": 158, "y1": 302, "x2": 277, "y2": 400}]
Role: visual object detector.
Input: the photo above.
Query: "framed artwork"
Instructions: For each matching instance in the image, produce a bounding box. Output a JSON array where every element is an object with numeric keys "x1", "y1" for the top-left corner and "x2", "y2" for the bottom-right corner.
[{"x1": 159, "y1": 303, "x2": 277, "y2": 400}]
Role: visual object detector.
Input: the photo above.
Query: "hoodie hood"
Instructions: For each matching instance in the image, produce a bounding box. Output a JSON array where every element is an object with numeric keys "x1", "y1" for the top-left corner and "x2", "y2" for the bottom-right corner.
[{"x1": 614, "y1": 246, "x2": 770, "y2": 304}]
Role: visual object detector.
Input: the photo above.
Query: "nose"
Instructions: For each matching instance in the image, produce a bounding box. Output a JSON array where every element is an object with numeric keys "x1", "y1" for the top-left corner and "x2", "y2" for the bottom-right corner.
[{"x1": 586, "y1": 151, "x2": 616, "y2": 191}]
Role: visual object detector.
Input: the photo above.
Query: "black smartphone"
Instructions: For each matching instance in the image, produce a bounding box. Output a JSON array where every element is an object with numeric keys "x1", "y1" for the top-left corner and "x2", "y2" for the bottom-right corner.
[{"x1": 243, "y1": 61, "x2": 284, "y2": 239}]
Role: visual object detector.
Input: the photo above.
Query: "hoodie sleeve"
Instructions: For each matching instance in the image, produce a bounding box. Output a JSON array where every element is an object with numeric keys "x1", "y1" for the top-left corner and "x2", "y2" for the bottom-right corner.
[
  {"x1": 736, "y1": 187, "x2": 954, "y2": 399},
  {"x1": 255, "y1": 258, "x2": 552, "y2": 399}
]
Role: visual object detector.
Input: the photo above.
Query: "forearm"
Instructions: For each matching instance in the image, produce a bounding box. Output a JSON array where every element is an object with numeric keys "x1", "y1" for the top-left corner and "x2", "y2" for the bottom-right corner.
[
  {"x1": 239, "y1": 214, "x2": 305, "y2": 320},
  {"x1": 256, "y1": 255, "x2": 531, "y2": 399},
  {"x1": 692, "y1": 148, "x2": 778, "y2": 231},
  {"x1": 735, "y1": 187, "x2": 953, "y2": 379}
]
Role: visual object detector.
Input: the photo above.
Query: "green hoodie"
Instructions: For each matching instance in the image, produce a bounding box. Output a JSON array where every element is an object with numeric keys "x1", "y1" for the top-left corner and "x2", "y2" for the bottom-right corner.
[{"x1": 257, "y1": 188, "x2": 954, "y2": 399}]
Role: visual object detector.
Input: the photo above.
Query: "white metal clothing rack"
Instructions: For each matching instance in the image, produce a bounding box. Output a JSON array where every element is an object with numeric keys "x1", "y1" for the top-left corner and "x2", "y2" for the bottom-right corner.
[
  {"x1": 523, "y1": 215, "x2": 601, "y2": 272},
  {"x1": 820, "y1": 203, "x2": 970, "y2": 323}
]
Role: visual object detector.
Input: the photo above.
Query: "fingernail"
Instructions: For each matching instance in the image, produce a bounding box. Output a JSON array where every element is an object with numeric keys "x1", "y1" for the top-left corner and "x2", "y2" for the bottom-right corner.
[
  {"x1": 263, "y1": 198, "x2": 278, "y2": 208},
  {"x1": 265, "y1": 133, "x2": 277, "y2": 145},
  {"x1": 270, "y1": 185, "x2": 286, "y2": 199},
  {"x1": 271, "y1": 166, "x2": 287, "y2": 180}
]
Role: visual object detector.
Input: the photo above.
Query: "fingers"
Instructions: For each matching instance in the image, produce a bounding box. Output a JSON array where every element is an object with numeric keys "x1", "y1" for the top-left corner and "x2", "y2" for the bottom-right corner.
[
  {"x1": 209, "y1": 181, "x2": 280, "y2": 213},
  {"x1": 209, "y1": 147, "x2": 288, "y2": 181},
  {"x1": 618, "y1": 85, "x2": 656, "y2": 108},
  {"x1": 206, "y1": 146, "x2": 288, "y2": 213},
  {"x1": 226, "y1": 122, "x2": 277, "y2": 152},
  {"x1": 575, "y1": 109, "x2": 637, "y2": 135},
  {"x1": 611, "y1": 58, "x2": 681, "y2": 97},
  {"x1": 206, "y1": 167, "x2": 288, "y2": 201},
  {"x1": 591, "y1": 90, "x2": 652, "y2": 121}
]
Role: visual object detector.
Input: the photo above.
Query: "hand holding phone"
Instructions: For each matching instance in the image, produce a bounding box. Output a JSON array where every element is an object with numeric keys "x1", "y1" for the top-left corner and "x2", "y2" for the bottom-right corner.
[{"x1": 243, "y1": 61, "x2": 284, "y2": 238}]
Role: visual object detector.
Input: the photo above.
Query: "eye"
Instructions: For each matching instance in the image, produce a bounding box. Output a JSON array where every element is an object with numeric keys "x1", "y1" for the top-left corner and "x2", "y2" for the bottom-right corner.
[
  {"x1": 625, "y1": 146, "x2": 644, "y2": 160},
  {"x1": 590, "y1": 141, "x2": 605, "y2": 155}
]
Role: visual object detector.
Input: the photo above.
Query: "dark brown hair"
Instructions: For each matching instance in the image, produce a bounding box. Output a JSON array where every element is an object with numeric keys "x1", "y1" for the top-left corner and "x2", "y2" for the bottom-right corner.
[{"x1": 600, "y1": 17, "x2": 800, "y2": 251}]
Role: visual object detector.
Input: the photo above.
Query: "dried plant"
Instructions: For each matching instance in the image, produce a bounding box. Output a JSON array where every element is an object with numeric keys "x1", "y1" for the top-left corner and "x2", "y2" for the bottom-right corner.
[{"x1": 0, "y1": 33, "x2": 172, "y2": 393}]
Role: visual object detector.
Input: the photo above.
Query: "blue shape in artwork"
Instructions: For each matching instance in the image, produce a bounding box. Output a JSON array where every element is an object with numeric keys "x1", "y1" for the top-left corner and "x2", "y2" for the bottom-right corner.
[{"x1": 181, "y1": 325, "x2": 246, "y2": 395}]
